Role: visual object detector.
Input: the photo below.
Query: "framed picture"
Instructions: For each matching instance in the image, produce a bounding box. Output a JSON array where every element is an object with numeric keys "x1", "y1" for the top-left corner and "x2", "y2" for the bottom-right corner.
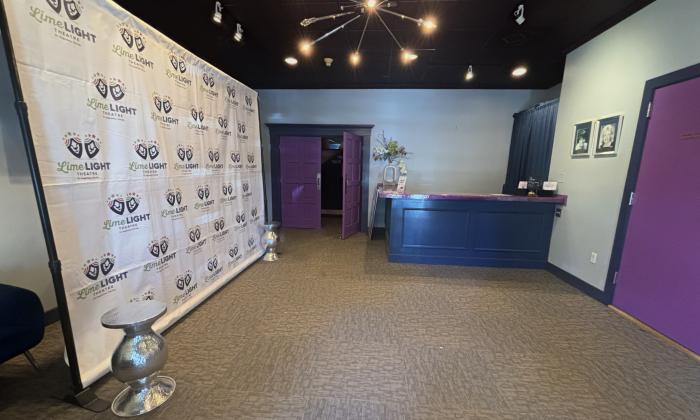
[
  {"x1": 594, "y1": 115, "x2": 624, "y2": 156},
  {"x1": 571, "y1": 120, "x2": 593, "y2": 157}
]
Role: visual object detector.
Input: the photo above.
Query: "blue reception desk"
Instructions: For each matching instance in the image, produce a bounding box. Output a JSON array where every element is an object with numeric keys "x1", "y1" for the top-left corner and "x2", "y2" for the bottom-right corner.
[{"x1": 381, "y1": 191, "x2": 567, "y2": 268}]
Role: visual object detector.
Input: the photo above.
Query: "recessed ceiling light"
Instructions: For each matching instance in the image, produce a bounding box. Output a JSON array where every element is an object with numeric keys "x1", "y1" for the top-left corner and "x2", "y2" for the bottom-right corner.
[
  {"x1": 401, "y1": 49, "x2": 418, "y2": 64},
  {"x1": 512, "y1": 66, "x2": 528, "y2": 77},
  {"x1": 465, "y1": 65, "x2": 474, "y2": 81},
  {"x1": 284, "y1": 57, "x2": 298, "y2": 66}
]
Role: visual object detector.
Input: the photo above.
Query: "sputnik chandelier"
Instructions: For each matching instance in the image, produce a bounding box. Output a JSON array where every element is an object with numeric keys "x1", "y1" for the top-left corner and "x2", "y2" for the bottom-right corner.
[{"x1": 294, "y1": 0, "x2": 437, "y2": 66}]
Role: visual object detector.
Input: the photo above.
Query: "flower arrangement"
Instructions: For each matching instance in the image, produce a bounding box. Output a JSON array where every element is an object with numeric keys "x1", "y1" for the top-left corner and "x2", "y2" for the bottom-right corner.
[{"x1": 372, "y1": 131, "x2": 408, "y2": 164}]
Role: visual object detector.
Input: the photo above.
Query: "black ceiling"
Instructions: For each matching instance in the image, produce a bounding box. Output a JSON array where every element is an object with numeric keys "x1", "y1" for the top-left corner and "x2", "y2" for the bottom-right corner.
[{"x1": 113, "y1": 0, "x2": 654, "y2": 89}]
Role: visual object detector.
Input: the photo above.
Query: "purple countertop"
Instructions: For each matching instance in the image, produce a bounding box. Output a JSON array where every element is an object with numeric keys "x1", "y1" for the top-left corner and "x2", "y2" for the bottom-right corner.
[{"x1": 379, "y1": 191, "x2": 567, "y2": 205}]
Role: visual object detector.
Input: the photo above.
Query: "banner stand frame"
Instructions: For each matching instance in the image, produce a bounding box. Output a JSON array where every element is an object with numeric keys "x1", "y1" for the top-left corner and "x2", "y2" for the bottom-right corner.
[{"x1": 0, "y1": 0, "x2": 110, "y2": 412}]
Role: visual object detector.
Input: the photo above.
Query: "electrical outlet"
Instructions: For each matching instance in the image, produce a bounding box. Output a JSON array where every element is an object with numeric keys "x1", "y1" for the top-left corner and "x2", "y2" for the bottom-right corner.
[{"x1": 590, "y1": 252, "x2": 598, "y2": 264}]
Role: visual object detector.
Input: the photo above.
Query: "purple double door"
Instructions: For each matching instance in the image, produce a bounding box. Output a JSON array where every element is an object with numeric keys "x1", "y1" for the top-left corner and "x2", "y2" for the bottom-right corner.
[
  {"x1": 280, "y1": 133, "x2": 362, "y2": 239},
  {"x1": 613, "y1": 75, "x2": 700, "y2": 354}
]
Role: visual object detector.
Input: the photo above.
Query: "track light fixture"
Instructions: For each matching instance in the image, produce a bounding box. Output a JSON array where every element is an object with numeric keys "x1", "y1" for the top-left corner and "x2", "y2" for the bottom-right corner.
[
  {"x1": 465, "y1": 65, "x2": 474, "y2": 81},
  {"x1": 294, "y1": 1, "x2": 436, "y2": 68},
  {"x1": 212, "y1": 1, "x2": 223, "y2": 24},
  {"x1": 233, "y1": 23, "x2": 243, "y2": 42}
]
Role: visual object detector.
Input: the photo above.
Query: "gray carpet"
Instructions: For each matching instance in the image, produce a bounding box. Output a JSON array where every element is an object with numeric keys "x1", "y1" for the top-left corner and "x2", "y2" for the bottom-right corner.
[{"x1": 1, "y1": 217, "x2": 699, "y2": 419}]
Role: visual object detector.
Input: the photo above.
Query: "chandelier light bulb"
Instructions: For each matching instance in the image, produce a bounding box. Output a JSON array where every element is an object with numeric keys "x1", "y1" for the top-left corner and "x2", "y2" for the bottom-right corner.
[
  {"x1": 366, "y1": 0, "x2": 377, "y2": 11},
  {"x1": 420, "y1": 17, "x2": 437, "y2": 34},
  {"x1": 299, "y1": 40, "x2": 313, "y2": 56},
  {"x1": 350, "y1": 51, "x2": 361, "y2": 66},
  {"x1": 401, "y1": 49, "x2": 418, "y2": 64}
]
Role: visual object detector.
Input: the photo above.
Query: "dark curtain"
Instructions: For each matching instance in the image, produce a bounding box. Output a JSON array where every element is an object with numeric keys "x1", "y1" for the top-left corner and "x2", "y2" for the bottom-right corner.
[{"x1": 502, "y1": 99, "x2": 559, "y2": 194}]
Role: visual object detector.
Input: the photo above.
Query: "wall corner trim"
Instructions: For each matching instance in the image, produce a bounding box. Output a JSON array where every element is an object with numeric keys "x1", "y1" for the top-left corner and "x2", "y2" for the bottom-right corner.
[{"x1": 546, "y1": 262, "x2": 610, "y2": 304}]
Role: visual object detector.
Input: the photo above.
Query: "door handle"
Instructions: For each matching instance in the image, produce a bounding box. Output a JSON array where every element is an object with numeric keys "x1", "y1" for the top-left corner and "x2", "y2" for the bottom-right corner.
[{"x1": 316, "y1": 172, "x2": 321, "y2": 191}]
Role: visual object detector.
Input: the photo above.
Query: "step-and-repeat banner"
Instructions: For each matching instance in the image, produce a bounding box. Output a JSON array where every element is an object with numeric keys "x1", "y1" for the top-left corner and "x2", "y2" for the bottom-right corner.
[{"x1": 4, "y1": 0, "x2": 265, "y2": 386}]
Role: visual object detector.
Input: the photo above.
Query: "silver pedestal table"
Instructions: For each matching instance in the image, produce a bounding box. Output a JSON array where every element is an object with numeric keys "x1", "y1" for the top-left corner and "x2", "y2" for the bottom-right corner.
[
  {"x1": 261, "y1": 221, "x2": 280, "y2": 262},
  {"x1": 101, "y1": 301, "x2": 175, "y2": 417}
]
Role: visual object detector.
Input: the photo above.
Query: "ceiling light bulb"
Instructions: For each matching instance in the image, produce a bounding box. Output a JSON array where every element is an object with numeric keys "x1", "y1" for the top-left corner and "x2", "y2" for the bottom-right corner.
[
  {"x1": 366, "y1": 0, "x2": 377, "y2": 10},
  {"x1": 420, "y1": 17, "x2": 437, "y2": 34},
  {"x1": 299, "y1": 40, "x2": 313, "y2": 56},
  {"x1": 401, "y1": 49, "x2": 418, "y2": 64},
  {"x1": 350, "y1": 51, "x2": 361, "y2": 66},
  {"x1": 284, "y1": 56, "x2": 298, "y2": 66},
  {"x1": 512, "y1": 66, "x2": 528, "y2": 77},
  {"x1": 212, "y1": 1, "x2": 223, "y2": 24},
  {"x1": 465, "y1": 65, "x2": 474, "y2": 81}
]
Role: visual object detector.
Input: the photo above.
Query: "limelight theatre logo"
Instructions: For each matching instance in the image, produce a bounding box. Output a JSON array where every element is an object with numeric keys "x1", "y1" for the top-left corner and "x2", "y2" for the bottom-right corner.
[
  {"x1": 173, "y1": 270, "x2": 197, "y2": 305},
  {"x1": 104, "y1": 192, "x2": 151, "y2": 233},
  {"x1": 250, "y1": 206, "x2": 261, "y2": 223},
  {"x1": 216, "y1": 115, "x2": 231, "y2": 137},
  {"x1": 194, "y1": 184, "x2": 214, "y2": 210},
  {"x1": 206, "y1": 148, "x2": 223, "y2": 171},
  {"x1": 228, "y1": 244, "x2": 242, "y2": 266},
  {"x1": 175, "y1": 144, "x2": 198, "y2": 174},
  {"x1": 212, "y1": 217, "x2": 228, "y2": 243},
  {"x1": 57, "y1": 132, "x2": 110, "y2": 179},
  {"x1": 166, "y1": 52, "x2": 191, "y2": 88},
  {"x1": 113, "y1": 23, "x2": 153, "y2": 71},
  {"x1": 186, "y1": 225, "x2": 206, "y2": 254},
  {"x1": 151, "y1": 93, "x2": 179, "y2": 129},
  {"x1": 205, "y1": 254, "x2": 222, "y2": 282},
  {"x1": 225, "y1": 84, "x2": 238, "y2": 106},
  {"x1": 161, "y1": 188, "x2": 187, "y2": 220},
  {"x1": 236, "y1": 122, "x2": 248, "y2": 141},
  {"x1": 187, "y1": 106, "x2": 209, "y2": 133},
  {"x1": 77, "y1": 253, "x2": 126, "y2": 300},
  {"x1": 234, "y1": 210, "x2": 247, "y2": 230},
  {"x1": 221, "y1": 181, "x2": 236, "y2": 205},
  {"x1": 144, "y1": 236, "x2": 176, "y2": 273},
  {"x1": 246, "y1": 153, "x2": 258, "y2": 170},
  {"x1": 87, "y1": 73, "x2": 137, "y2": 121},
  {"x1": 200, "y1": 72, "x2": 218, "y2": 100},
  {"x1": 130, "y1": 139, "x2": 167, "y2": 177},
  {"x1": 29, "y1": 0, "x2": 97, "y2": 46},
  {"x1": 129, "y1": 288, "x2": 156, "y2": 303},
  {"x1": 229, "y1": 150, "x2": 243, "y2": 170},
  {"x1": 244, "y1": 94, "x2": 255, "y2": 112},
  {"x1": 241, "y1": 181, "x2": 252, "y2": 199}
]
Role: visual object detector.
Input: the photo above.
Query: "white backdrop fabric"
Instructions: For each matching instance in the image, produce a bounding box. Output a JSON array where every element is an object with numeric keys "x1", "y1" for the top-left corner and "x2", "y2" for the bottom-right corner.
[{"x1": 4, "y1": 0, "x2": 265, "y2": 387}]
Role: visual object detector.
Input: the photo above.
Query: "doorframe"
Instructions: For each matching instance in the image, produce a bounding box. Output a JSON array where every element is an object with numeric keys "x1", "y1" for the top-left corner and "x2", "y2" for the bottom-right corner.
[
  {"x1": 266, "y1": 124, "x2": 374, "y2": 232},
  {"x1": 604, "y1": 62, "x2": 700, "y2": 303}
]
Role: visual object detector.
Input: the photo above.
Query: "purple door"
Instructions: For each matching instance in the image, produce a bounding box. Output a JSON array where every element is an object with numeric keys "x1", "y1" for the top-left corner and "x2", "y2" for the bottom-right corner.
[
  {"x1": 342, "y1": 132, "x2": 362, "y2": 239},
  {"x1": 613, "y1": 76, "x2": 700, "y2": 353},
  {"x1": 280, "y1": 137, "x2": 321, "y2": 229}
]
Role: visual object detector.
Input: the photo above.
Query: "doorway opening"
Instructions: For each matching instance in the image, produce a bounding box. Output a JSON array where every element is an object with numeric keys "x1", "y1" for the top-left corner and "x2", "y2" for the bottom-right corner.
[
  {"x1": 267, "y1": 124, "x2": 373, "y2": 239},
  {"x1": 321, "y1": 136, "x2": 343, "y2": 217}
]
